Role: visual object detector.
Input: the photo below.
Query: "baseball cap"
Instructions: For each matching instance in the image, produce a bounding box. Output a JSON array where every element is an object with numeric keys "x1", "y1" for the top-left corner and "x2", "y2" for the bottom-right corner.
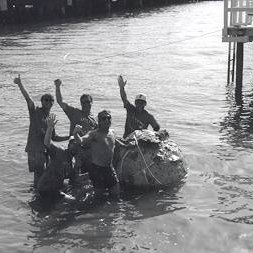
[{"x1": 135, "y1": 93, "x2": 147, "y2": 103}]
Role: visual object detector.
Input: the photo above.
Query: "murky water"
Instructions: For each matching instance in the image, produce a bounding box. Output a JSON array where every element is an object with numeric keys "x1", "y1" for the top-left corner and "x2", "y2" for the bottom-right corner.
[{"x1": 1, "y1": 1, "x2": 253, "y2": 252}]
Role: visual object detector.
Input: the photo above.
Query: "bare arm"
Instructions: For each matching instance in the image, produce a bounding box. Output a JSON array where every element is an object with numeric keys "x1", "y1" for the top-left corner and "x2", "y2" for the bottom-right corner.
[
  {"x1": 149, "y1": 115, "x2": 160, "y2": 132},
  {"x1": 115, "y1": 138, "x2": 136, "y2": 148},
  {"x1": 54, "y1": 79, "x2": 68, "y2": 110},
  {"x1": 73, "y1": 125, "x2": 95, "y2": 146},
  {"x1": 52, "y1": 131, "x2": 69, "y2": 142},
  {"x1": 44, "y1": 114, "x2": 58, "y2": 148},
  {"x1": 118, "y1": 75, "x2": 129, "y2": 105},
  {"x1": 14, "y1": 75, "x2": 34, "y2": 109}
]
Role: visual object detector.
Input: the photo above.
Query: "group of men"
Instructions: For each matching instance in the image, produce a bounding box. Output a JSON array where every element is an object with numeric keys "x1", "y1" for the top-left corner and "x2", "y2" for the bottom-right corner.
[{"x1": 14, "y1": 75, "x2": 160, "y2": 202}]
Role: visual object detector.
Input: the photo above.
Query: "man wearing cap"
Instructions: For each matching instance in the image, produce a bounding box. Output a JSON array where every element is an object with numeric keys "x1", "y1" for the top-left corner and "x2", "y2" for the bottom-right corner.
[
  {"x1": 14, "y1": 75, "x2": 69, "y2": 188},
  {"x1": 54, "y1": 79, "x2": 97, "y2": 176},
  {"x1": 74, "y1": 110, "x2": 120, "y2": 197},
  {"x1": 117, "y1": 75, "x2": 160, "y2": 138}
]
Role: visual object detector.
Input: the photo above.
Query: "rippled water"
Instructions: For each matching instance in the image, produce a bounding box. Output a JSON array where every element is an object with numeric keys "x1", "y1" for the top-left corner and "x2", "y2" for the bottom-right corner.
[{"x1": 1, "y1": 1, "x2": 253, "y2": 252}]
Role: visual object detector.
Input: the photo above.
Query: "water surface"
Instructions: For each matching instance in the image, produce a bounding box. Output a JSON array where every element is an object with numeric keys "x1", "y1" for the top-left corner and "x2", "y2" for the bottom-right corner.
[{"x1": 1, "y1": 1, "x2": 253, "y2": 252}]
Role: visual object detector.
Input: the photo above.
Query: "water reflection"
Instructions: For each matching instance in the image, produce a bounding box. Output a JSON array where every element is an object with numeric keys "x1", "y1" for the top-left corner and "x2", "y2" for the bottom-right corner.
[
  {"x1": 119, "y1": 186, "x2": 186, "y2": 221},
  {"x1": 28, "y1": 184, "x2": 185, "y2": 251},
  {"x1": 219, "y1": 82, "x2": 253, "y2": 150},
  {"x1": 209, "y1": 172, "x2": 253, "y2": 225}
]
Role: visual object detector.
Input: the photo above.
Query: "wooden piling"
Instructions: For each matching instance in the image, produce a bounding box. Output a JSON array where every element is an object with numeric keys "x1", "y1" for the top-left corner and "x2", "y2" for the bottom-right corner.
[{"x1": 235, "y1": 42, "x2": 244, "y2": 102}]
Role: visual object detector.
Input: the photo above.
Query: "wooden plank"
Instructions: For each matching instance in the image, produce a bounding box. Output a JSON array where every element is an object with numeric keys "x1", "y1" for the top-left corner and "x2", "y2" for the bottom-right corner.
[
  {"x1": 222, "y1": 36, "x2": 249, "y2": 42},
  {"x1": 228, "y1": 7, "x2": 253, "y2": 12}
]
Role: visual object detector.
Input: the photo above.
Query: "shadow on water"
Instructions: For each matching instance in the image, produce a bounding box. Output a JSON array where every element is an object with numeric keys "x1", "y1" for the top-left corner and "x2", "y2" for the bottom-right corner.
[{"x1": 27, "y1": 183, "x2": 186, "y2": 251}]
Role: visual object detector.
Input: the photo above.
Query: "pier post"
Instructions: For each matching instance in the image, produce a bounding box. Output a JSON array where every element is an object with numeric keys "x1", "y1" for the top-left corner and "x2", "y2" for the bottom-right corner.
[
  {"x1": 235, "y1": 42, "x2": 244, "y2": 104},
  {"x1": 106, "y1": 0, "x2": 111, "y2": 13},
  {"x1": 123, "y1": 0, "x2": 127, "y2": 9}
]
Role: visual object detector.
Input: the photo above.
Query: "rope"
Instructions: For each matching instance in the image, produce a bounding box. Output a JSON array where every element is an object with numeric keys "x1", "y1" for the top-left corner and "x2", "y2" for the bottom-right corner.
[
  {"x1": 119, "y1": 149, "x2": 131, "y2": 181},
  {"x1": 120, "y1": 147, "x2": 149, "y2": 184},
  {"x1": 56, "y1": 30, "x2": 221, "y2": 72},
  {"x1": 86, "y1": 30, "x2": 220, "y2": 63},
  {"x1": 133, "y1": 135, "x2": 164, "y2": 186},
  {"x1": 9, "y1": 30, "x2": 220, "y2": 82}
]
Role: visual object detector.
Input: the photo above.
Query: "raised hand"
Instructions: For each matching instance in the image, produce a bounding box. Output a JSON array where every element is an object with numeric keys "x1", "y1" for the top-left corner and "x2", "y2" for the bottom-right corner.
[
  {"x1": 54, "y1": 79, "x2": 62, "y2": 87},
  {"x1": 46, "y1": 114, "x2": 58, "y2": 128},
  {"x1": 73, "y1": 124, "x2": 84, "y2": 136},
  {"x1": 118, "y1": 75, "x2": 127, "y2": 88},
  {"x1": 14, "y1": 74, "x2": 22, "y2": 85}
]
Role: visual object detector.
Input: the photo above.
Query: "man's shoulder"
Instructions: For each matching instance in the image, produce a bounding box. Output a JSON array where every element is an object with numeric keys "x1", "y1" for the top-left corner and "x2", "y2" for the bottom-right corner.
[
  {"x1": 124, "y1": 101, "x2": 135, "y2": 111},
  {"x1": 88, "y1": 113, "x2": 97, "y2": 122},
  {"x1": 35, "y1": 106, "x2": 44, "y2": 112},
  {"x1": 29, "y1": 106, "x2": 42, "y2": 116},
  {"x1": 88, "y1": 113, "x2": 96, "y2": 118},
  {"x1": 143, "y1": 108, "x2": 151, "y2": 114},
  {"x1": 28, "y1": 104, "x2": 38, "y2": 111},
  {"x1": 64, "y1": 104, "x2": 80, "y2": 113}
]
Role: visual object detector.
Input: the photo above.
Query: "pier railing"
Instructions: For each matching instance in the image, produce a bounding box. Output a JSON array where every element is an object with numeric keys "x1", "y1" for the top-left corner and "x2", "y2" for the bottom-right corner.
[
  {"x1": 223, "y1": 0, "x2": 253, "y2": 103},
  {"x1": 223, "y1": 0, "x2": 253, "y2": 42}
]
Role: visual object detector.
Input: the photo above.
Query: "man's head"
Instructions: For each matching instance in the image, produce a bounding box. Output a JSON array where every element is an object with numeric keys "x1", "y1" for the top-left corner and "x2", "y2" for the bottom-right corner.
[
  {"x1": 98, "y1": 110, "x2": 112, "y2": 129},
  {"x1": 68, "y1": 136, "x2": 78, "y2": 156},
  {"x1": 80, "y1": 94, "x2": 92, "y2": 114},
  {"x1": 135, "y1": 93, "x2": 147, "y2": 112},
  {"x1": 41, "y1": 93, "x2": 54, "y2": 111}
]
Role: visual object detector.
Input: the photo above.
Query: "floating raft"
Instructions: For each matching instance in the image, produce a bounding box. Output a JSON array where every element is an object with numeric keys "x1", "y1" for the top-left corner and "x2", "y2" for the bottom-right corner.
[{"x1": 114, "y1": 129, "x2": 188, "y2": 189}]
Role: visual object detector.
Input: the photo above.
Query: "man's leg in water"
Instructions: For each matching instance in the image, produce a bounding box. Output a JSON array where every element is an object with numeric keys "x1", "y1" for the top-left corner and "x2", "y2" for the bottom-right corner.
[{"x1": 28, "y1": 151, "x2": 47, "y2": 188}]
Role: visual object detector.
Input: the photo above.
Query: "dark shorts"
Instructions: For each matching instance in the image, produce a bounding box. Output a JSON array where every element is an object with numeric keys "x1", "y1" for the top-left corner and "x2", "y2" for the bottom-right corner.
[
  {"x1": 74, "y1": 146, "x2": 92, "y2": 174},
  {"x1": 88, "y1": 163, "x2": 119, "y2": 190},
  {"x1": 27, "y1": 151, "x2": 47, "y2": 173},
  {"x1": 39, "y1": 190, "x2": 64, "y2": 202}
]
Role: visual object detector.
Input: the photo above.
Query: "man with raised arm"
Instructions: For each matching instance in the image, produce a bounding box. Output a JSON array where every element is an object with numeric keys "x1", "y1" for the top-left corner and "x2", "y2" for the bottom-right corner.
[
  {"x1": 117, "y1": 75, "x2": 160, "y2": 138},
  {"x1": 37, "y1": 114, "x2": 77, "y2": 203},
  {"x1": 54, "y1": 79, "x2": 97, "y2": 176},
  {"x1": 14, "y1": 75, "x2": 69, "y2": 187},
  {"x1": 54, "y1": 79, "x2": 97, "y2": 136}
]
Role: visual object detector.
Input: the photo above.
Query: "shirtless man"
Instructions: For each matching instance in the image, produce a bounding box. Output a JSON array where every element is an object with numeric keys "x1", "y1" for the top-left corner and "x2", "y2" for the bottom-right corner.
[
  {"x1": 14, "y1": 75, "x2": 69, "y2": 187},
  {"x1": 117, "y1": 75, "x2": 160, "y2": 138},
  {"x1": 74, "y1": 110, "x2": 120, "y2": 196}
]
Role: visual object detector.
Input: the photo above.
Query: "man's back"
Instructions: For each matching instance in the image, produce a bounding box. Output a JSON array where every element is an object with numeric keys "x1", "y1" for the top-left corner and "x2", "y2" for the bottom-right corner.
[{"x1": 38, "y1": 144, "x2": 72, "y2": 192}]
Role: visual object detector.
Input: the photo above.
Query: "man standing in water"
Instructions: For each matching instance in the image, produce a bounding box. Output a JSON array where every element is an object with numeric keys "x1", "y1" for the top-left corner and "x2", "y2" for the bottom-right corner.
[
  {"x1": 54, "y1": 79, "x2": 97, "y2": 176},
  {"x1": 74, "y1": 110, "x2": 120, "y2": 197},
  {"x1": 37, "y1": 114, "x2": 78, "y2": 203},
  {"x1": 14, "y1": 75, "x2": 69, "y2": 187},
  {"x1": 117, "y1": 75, "x2": 160, "y2": 138},
  {"x1": 54, "y1": 79, "x2": 97, "y2": 136}
]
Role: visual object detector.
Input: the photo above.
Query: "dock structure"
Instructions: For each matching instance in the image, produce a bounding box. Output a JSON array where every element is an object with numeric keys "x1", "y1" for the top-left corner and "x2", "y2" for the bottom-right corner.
[
  {"x1": 223, "y1": 0, "x2": 253, "y2": 101},
  {"x1": 0, "y1": 0, "x2": 204, "y2": 25}
]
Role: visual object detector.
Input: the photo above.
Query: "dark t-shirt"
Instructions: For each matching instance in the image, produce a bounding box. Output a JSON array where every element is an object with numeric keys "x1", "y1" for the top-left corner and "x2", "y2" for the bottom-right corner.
[
  {"x1": 123, "y1": 101, "x2": 159, "y2": 138},
  {"x1": 37, "y1": 144, "x2": 72, "y2": 192},
  {"x1": 63, "y1": 105, "x2": 97, "y2": 135},
  {"x1": 25, "y1": 105, "x2": 56, "y2": 153}
]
